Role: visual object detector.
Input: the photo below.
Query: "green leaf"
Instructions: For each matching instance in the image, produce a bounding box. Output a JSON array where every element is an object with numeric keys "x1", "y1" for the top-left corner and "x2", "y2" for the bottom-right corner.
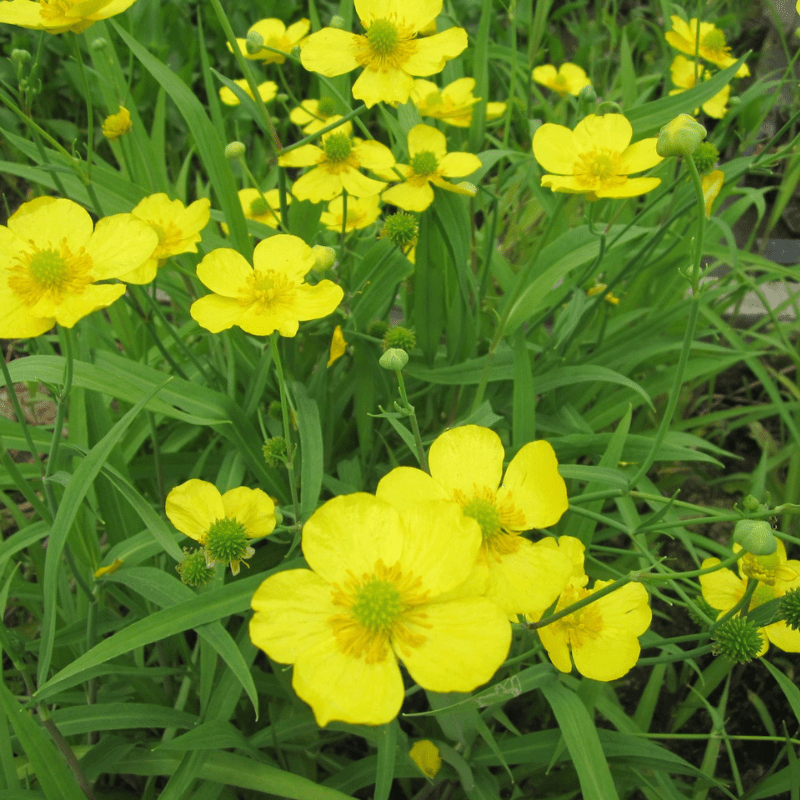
[
  {"x1": 48, "y1": 704, "x2": 197, "y2": 736},
  {"x1": 294, "y1": 382, "x2": 324, "y2": 520}
]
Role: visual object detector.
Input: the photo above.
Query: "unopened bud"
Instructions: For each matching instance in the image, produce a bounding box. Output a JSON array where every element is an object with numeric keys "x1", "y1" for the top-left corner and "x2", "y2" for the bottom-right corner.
[
  {"x1": 90, "y1": 38, "x2": 108, "y2": 51},
  {"x1": 656, "y1": 114, "x2": 707, "y2": 158},
  {"x1": 733, "y1": 519, "x2": 777, "y2": 556},
  {"x1": 11, "y1": 49, "x2": 31, "y2": 66},
  {"x1": 225, "y1": 141, "x2": 246, "y2": 159},
  {"x1": 595, "y1": 101, "x2": 622, "y2": 116},
  {"x1": 379, "y1": 348, "x2": 409, "y2": 370},
  {"x1": 246, "y1": 31, "x2": 264, "y2": 55},
  {"x1": 312, "y1": 245, "x2": 336, "y2": 272},
  {"x1": 329, "y1": 15, "x2": 346, "y2": 29}
]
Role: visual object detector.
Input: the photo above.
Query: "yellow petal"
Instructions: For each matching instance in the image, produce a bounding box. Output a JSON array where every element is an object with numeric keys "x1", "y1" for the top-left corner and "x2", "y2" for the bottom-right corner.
[
  {"x1": 87, "y1": 214, "x2": 158, "y2": 280},
  {"x1": 700, "y1": 558, "x2": 745, "y2": 611},
  {"x1": 438, "y1": 152, "x2": 482, "y2": 178},
  {"x1": 278, "y1": 144, "x2": 324, "y2": 168},
  {"x1": 339, "y1": 169, "x2": 387, "y2": 198},
  {"x1": 291, "y1": 167, "x2": 342, "y2": 203},
  {"x1": 537, "y1": 623, "x2": 573, "y2": 673},
  {"x1": 300, "y1": 28, "x2": 360, "y2": 76},
  {"x1": 352, "y1": 65, "x2": 415, "y2": 108},
  {"x1": 353, "y1": 139, "x2": 396, "y2": 171},
  {"x1": 9, "y1": 197, "x2": 92, "y2": 251},
  {"x1": 428, "y1": 425, "x2": 504, "y2": 498},
  {"x1": 327, "y1": 325, "x2": 347, "y2": 366},
  {"x1": 409, "y1": 741, "x2": 442, "y2": 779},
  {"x1": 408, "y1": 123, "x2": 447, "y2": 160},
  {"x1": 381, "y1": 181, "x2": 434, "y2": 211},
  {"x1": 196, "y1": 248, "x2": 252, "y2": 296},
  {"x1": 376, "y1": 466, "x2": 451, "y2": 507},
  {"x1": 190, "y1": 294, "x2": 243, "y2": 333},
  {"x1": 498, "y1": 440, "x2": 568, "y2": 530},
  {"x1": 595, "y1": 177, "x2": 661, "y2": 198},
  {"x1": 292, "y1": 280, "x2": 344, "y2": 322},
  {"x1": 573, "y1": 113, "x2": 632, "y2": 154},
  {"x1": 532, "y1": 64, "x2": 558, "y2": 87},
  {"x1": 253, "y1": 234, "x2": 314, "y2": 283},
  {"x1": 221, "y1": 486, "x2": 276, "y2": 539},
  {"x1": 401, "y1": 597, "x2": 510, "y2": 691},
  {"x1": 50, "y1": 284, "x2": 126, "y2": 328},
  {"x1": 302, "y1": 494, "x2": 405, "y2": 585},
  {"x1": 402, "y1": 27, "x2": 468, "y2": 76},
  {"x1": 165, "y1": 479, "x2": 224, "y2": 541},
  {"x1": 532, "y1": 123, "x2": 577, "y2": 174},
  {"x1": 764, "y1": 619, "x2": 800, "y2": 653}
]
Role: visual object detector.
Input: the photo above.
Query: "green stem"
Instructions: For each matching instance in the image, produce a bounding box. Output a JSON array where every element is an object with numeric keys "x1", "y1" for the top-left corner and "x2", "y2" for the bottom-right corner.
[
  {"x1": 396, "y1": 369, "x2": 428, "y2": 472},
  {"x1": 1, "y1": 350, "x2": 46, "y2": 479}
]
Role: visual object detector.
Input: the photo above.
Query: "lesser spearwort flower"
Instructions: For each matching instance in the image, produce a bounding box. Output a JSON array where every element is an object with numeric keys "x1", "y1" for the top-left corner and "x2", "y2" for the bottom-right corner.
[
  {"x1": 228, "y1": 18, "x2": 310, "y2": 63},
  {"x1": 278, "y1": 119, "x2": 395, "y2": 203},
  {"x1": 410, "y1": 78, "x2": 506, "y2": 127},
  {"x1": 532, "y1": 113, "x2": 662, "y2": 200},
  {"x1": 665, "y1": 16, "x2": 749, "y2": 77},
  {"x1": 190, "y1": 234, "x2": 343, "y2": 337},
  {"x1": 376, "y1": 425, "x2": 573, "y2": 617},
  {"x1": 700, "y1": 541, "x2": 800, "y2": 654},
  {"x1": 289, "y1": 97, "x2": 339, "y2": 134},
  {"x1": 102, "y1": 106, "x2": 132, "y2": 140},
  {"x1": 218, "y1": 79, "x2": 278, "y2": 107},
  {"x1": 531, "y1": 63, "x2": 591, "y2": 97},
  {"x1": 300, "y1": 0, "x2": 468, "y2": 108},
  {"x1": 166, "y1": 480, "x2": 276, "y2": 576},
  {"x1": 532, "y1": 537, "x2": 652, "y2": 680},
  {"x1": 380, "y1": 124, "x2": 482, "y2": 212},
  {"x1": 0, "y1": 0, "x2": 139, "y2": 34},
  {"x1": 249, "y1": 494, "x2": 511, "y2": 726},
  {"x1": 319, "y1": 194, "x2": 382, "y2": 232},
  {"x1": 222, "y1": 188, "x2": 289, "y2": 235},
  {"x1": 669, "y1": 56, "x2": 730, "y2": 119},
  {"x1": 0, "y1": 197, "x2": 157, "y2": 337}
]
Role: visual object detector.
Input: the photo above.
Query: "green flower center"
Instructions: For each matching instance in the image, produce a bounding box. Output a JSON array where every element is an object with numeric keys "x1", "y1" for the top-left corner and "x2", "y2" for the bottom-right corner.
[
  {"x1": 410, "y1": 151, "x2": 439, "y2": 177},
  {"x1": 204, "y1": 517, "x2": 249, "y2": 564},
  {"x1": 249, "y1": 197, "x2": 270, "y2": 217},
  {"x1": 462, "y1": 496, "x2": 501, "y2": 540},
  {"x1": 702, "y1": 29, "x2": 727, "y2": 51},
  {"x1": 711, "y1": 616, "x2": 763, "y2": 664},
  {"x1": 351, "y1": 578, "x2": 403, "y2": 630},
  {"x1": 366, "y1": 18, "x2": 400, "y2": 57},
  {"x1": 8, "y1": 240, "x2": 94, "y2": 306},
  {"x1": 317, "y1": 96, "x2": 336, "y2": 117},
  {"x1": 380, "y1": 212, "x2": 418, "y2": 247},
  {"x1": 324, "y1": 131, "x2": 353, "y2": 163}
]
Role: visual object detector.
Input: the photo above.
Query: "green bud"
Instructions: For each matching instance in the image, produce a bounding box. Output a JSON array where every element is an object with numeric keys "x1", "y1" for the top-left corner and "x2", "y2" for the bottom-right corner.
[
  {"x1": 733, "y1": 519, "x2": 777, "y2": 556},
  {"x1": 741, "y1": 495, "x2": 762, "y2": 512},
  {"x1": 367, "y1": 320, "x2": 389, "y2": 339},
  {"x1": 379, "y1": 348, "x2": 409, "y2": 370},
  {"x1": 11, "y1": 49, "x2": 31, "y2": 66},
  {"x1": 312, "y1": 244, "x2": 336, "y2": 272},
  {"x1": 711, "y1": 617, "x2": 763, "y2": 663},
  {"x1": 246, "y1": 31, "x2": 264, "y2": 55},
  {"x1": 329, "y1": 15, "x2": 346, "y2": 29},
  {"x1": 382, "y1": 326, "x2": 416, "y2": 352},
  {"x1": 578, "y1": 83, "x2": 597, "y2": 105},
  {"x1": 225, "y1": 141, "x2": 246, "y2": 159},
  {"x1": 692, "y1": 142, "x2": 719, "y2": 175},
  {"x1": 176, "y1": 548, "x2": 216, "y2": 588},
  {"x1": 90, "y1": 38, "x2": 108, "y2": 51},
  {"x1": 656, "y1": 114, "x2": 707, "y2": 158},
  {"x1": 455, "y1": 181, "x2": 478, "y2": 196},
  {"x1": 779, "y1": 587, "x2": 800, "y2": 632},
  {"x1": 595, "y1": 101, "x2": 622, "y2": 116}
]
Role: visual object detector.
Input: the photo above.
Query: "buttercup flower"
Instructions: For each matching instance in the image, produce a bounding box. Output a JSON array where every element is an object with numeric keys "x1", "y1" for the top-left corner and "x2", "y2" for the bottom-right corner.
[
  {"x1": 219, "y1": 79, "x2": 278, "y2": 107},
  {"x1": 376, "y1": 425, "x2": 572, "y2": 617},
  {"x1": 669, "y1": 56, "x2": 730, "y2": 119},
  {"x1": 300, "y1": 0, "x2": 468, "y2": 108},
  {"x1": 190, "y1": 234, "x2": 343, "y2": 337},
  {"x1": 0, "y1": 0, "x2": 138, "y2": 34},
  {"x1": 290, "y1": 97, "x2": 340, "y2": 134},
  {"x1": 250, "y1": 494, "x2": 511, "y2": 726},
  {"x1": 328, "y1": 325, "x2": 348, "y2": 366},
  {"x1": 665, "y1": 16, "x2": 749, "y2": 77},
  {"x1": 127, "y1": 193, "x2": 211, "y2": 283},
  {"x1": 700, "y1": 541, "x2": 800, "y2": 654},
  {"x1": 380, "y1": 124, "x2": 481, "y2": 212},
  {"x1": 0, "y1": 197, "x2": 157, "y2": 338},
  {"x1": 410, "y1": 78, "x2": 506, "y2": 127},
  {"x1": 409, "y1": 740, "x2": 442, "y2": 779},
  {"x1": 102, "y1": 106, "x2": 132, "y2": 140},
  {"x1": 278, "y1": 119, "x2": 394, "y2": 203},
  {"x1": 223, "y1": 188, "x2": 288, "y2": 234},
  {"x1": 166, "y1": 479, "x2": 276, "y2": 575},
  {"x1": 320, "y1": 194, "x2": 381, "y2": 232},
  {"x1": 228, "y1": 18, "x2": 310, "y2": 64},
  {"x1": 533, "y1": 537, "x2": 652, "y2": 681},
  {"x1": 531, "y1": 63, "x2": 591, "y2": 97},
  {"x1": 532, "y1": 114, "x2": 662, "y2": 200}
]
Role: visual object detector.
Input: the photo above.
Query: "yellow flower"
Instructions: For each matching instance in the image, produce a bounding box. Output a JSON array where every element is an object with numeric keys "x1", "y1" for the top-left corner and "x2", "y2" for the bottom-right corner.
[
  {"x1": 127, "y1": 193, "x2": 211, "y2": 283},
  {"x1": 376, "y1": 425, "x2": 573, "y2": 618},
  {"x1": 278, "y1": 119, "x2": 395, "y2": 203},
  {"x1": 700, "y1": 541, "x2": 800, "y2": 654},
  {"x1": 219, "y1": 79, "x2": 278, "y2": 107},
  {"x1": 669, "y1": 56, "x2": 730, "y2": 119},
  {"x1": 190, "y1": 234, "x2": 343, "y2": 337},
  {"x1": 534, "y1": 537, "x2": 652, "y2": 681},
  {"x1": 222, "y1": 188, "x2": 288, "y2": 235},
  {"x1": 166, "y1": 479, "x2": 276, "y2": 576},
  {"x1": 300, "y1": 0, "x2": 468, "y2": 108},
  {"x1": 0, "y1": 0, "x2": 138, "y2": 34},
  {"x1": 410, "y1": 78, "x2": 506, "y2": 127},
  {"x1": 327, "y1": 325, "x2": 347, "y2": 366},
  {"x1": 0, "y1": 197, "x2": 157, "y2": 337},
  {"x1": 409, "y1": 740, "x2": 442, "y2": 779},
  {"x1": 380, "y1": 124, "x2": 481, "y2": 212},
  {"x1": 289, "y1": 97, "x2": 340, "y2": 134},
  {"x1": 249, "y1": 494, "x2": 511, "y2": 726},
  {"x1": 102, "y1": 106, "x2": 132, "y2": 140},
  {"x1": 702, "y1": 169, "x2": 724, "y2": 218},
  {"x1": 531, "y1": 63, "x2": 591, "y2": 97},
  {"x1": 665, "y1": 16, "x2": 750, "y2": 78},
  {"x1": 228, "y1": 18, "x2": 310, "y2": 64},
  {"x1": 532, "y1": 113, "x2": 662, "y2": 200},
  {"x1": 319, "y1": 194, "x2": 381, "y2": 232}
]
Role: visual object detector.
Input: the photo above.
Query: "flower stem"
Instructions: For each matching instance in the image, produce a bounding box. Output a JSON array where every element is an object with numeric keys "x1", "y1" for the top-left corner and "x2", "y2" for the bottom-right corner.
[
  {"x1": 270, "y1": 334, "x2": 300, "y2": 528},
  {"x1": 395, "y1": 369, "x2": 428, "y2": 473}
]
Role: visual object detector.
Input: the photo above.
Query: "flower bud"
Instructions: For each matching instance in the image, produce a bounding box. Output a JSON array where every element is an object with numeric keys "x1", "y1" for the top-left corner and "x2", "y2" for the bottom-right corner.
[
  {"x1": 329, "y1": 15, "x2": 346, "y2": 29},
  {"x1": 711, "y1": 617, "x2": 763, "y2": 663},
  {"x1": 312, "y1": 244, "x2": 336, "y2": 272},
  {"x1": 379, "y1": 348, "x2": 409, "y2": 370},
  {"x1": 741, "y1": 495, "x2": 762, "y2": 512},
  {"x1": 733, "y1": 519, "x2": 777, "y2": 556},
  {"x1": 656, "y1": 114, "x2": 707, "y2": 158},
  {"x1": 225, "y1": 141, "x2": 246, "y2": 159},
  {"x1": 246, "y1": 31, "x2": 264, "y2": 55},
  {"x1": 90, "y1": 38, "x2": 108, "y2": 51},
  {"x1": 578, "y1": 83, "x2": 597, "y2": 105},
  {"x1": 595, "y1": 101, "x2": 622, "y2": 116},
  {"x1": 11, "y1": 49, "x2": 31, "y2": 66}
]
